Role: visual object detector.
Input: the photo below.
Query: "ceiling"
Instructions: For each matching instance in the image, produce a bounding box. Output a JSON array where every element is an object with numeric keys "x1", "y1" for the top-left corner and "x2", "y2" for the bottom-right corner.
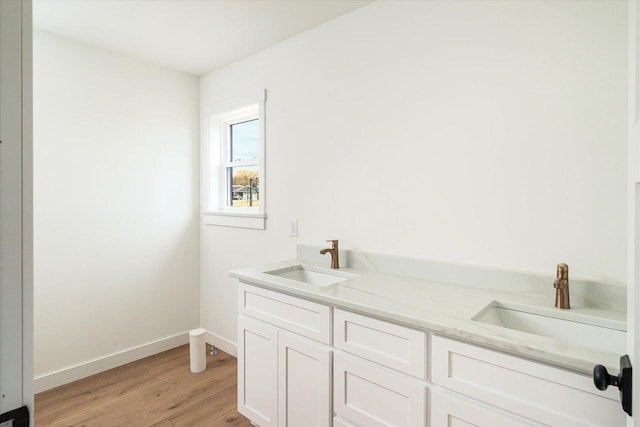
[{"x1": 33, "y1": 0, "x2": 371, "y2": 76}]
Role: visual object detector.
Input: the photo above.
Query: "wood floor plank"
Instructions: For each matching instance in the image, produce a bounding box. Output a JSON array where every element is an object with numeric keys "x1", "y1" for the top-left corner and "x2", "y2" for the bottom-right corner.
[
  {"x1": 49, "y1": 378, "x2": 178, "y2": 426},
  {"x1": 158, "y1": 363, "x2": 237, "y2": 415},
  {"x1": 34, "y1": 345, "x2": 251, "y2": 427},
  {"x1": 203, "y1": 407, "x2": 254, "y2": 427},
  {"x1": 35, "y1": 359, "x2": 147, "y2": 405},
  {"x1": 35, "y1": 364, "x2": 155, "y2": 424},
  {"x1": 168, "y1": 384, "x2": 238, "y2": 427}
]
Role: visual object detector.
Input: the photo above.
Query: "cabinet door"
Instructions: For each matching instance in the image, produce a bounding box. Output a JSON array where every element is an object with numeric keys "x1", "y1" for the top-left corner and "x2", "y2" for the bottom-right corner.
[
  {"x1": 431, "y1": 391, "x2": 543, "y2": 427},
  {"x1": 334, "y1": 352, "x2": 427, "y2": 427},
  {"x1": 238, "y1": 315, "x2": 278, "y2": 427},
  {"x1": 278, "y1": 331, "x2": 332, "y2": 427}
]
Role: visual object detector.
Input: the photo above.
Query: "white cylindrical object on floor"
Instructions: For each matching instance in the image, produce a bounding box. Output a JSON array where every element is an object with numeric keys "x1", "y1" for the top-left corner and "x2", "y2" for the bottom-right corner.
[{"x1": 189, "y1": 328, "x2": 206, "y2": 373}]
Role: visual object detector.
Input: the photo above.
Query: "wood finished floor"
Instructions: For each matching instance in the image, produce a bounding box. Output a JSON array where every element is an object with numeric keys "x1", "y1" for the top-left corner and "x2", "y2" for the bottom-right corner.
[{"x1": 34, "y1": 345, "x2": 252, "y2": 427}]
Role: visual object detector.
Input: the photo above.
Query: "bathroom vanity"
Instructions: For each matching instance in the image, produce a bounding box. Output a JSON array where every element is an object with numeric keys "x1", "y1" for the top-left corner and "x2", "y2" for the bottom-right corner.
[{"x1": 230, "y1": 247, "x2": 627, "y2": 427}]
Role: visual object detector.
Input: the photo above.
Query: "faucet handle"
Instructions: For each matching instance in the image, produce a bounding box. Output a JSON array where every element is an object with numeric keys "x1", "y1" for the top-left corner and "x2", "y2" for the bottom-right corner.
[
  {"x1": 556, "y1": 263, "x2": 568, "y2": 279},
  {"x1": 326, "y1": 239, "x2": 338, "y2": 247}
]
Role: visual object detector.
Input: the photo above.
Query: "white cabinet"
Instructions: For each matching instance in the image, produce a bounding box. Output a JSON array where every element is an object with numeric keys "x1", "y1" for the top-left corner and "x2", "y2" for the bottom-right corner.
[
  {"x1": 238, "y1": 315, "x2": 278, "y2": 427},
  {"x1": 278, "y1": 332, "x2": 332, "y2": 427},
  {"x1": 431, "y1": 390, "x2": 544, "y2": 427},
  {"x1": 333, "y1": 353, "x2": 427, "y2": 427},
  {"x1": 431, "y1": 335, "x2": 625, "y2": 427},
  {"x1": 237, "y1": 283, "x2": 333, "y2": 427},
  {"x1": 237, "y1": 281, "x2": 626, "y2": 427}
]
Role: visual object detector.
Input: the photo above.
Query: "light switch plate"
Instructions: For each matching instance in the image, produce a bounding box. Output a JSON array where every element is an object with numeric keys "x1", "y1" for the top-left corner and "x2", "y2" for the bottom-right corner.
[{"x1": 289, "y1": 219, "x2": 298, "y2": 237}]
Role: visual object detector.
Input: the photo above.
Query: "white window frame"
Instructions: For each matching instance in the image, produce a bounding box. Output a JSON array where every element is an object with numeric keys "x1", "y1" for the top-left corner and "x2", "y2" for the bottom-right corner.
[
  {"x1": 203, "y1": 90, "x2": 266, "y2": 229},
  {"x1": 222, "y1": 109, "x2": 260, "y2": 212}
]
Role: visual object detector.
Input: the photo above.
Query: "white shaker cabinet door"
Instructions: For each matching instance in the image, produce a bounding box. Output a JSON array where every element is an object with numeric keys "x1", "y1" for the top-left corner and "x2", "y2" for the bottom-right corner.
[
  {"x1": 334, "y1": 352, "x2": 427, "y2": 427},
  {"x1": 238, "y1": 315, "x2": 278, "y2": 427},
  {"x1": 277, "y1": 331, "x2": 332, "y2": 427},
  {"x1": 431, "y1": 390, "x2": 544, "y2": 427}
]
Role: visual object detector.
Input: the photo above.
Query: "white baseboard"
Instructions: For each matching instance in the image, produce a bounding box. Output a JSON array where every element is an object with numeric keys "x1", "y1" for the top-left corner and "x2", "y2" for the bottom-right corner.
[
  {"x1": 34, "y1": 331, "x2": 190, "y2": 393},
  {"x1": 204, "y1": 330, "x2": 237, "y2": 358}
]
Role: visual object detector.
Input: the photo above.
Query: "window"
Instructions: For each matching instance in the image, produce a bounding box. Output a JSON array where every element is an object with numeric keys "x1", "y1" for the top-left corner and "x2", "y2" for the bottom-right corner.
[
  {"x1": 204, "y1": 90, "x2": 266, "y2": 229},
  {"x1": 225, "y1": 117, "x2": 260, "y2": 208}
]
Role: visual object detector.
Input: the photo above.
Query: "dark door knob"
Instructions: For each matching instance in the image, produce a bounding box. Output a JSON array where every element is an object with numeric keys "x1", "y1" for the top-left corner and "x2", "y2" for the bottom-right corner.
[
  {"x1": 593, "y1": 364, "x2": 619, "y2": 391},
  {"x1": 593, "y1": 355, "x2": 632, "y2": 417}
]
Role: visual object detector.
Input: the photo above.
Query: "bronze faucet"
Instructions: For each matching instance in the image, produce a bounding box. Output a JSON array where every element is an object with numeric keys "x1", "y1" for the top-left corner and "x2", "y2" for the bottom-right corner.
[
  {"x1": 554, "y1": 263, "x2": 570, "y2": 309},
  {"x1": 320, "y1": 240, "x2": 339, "y2": 269}
]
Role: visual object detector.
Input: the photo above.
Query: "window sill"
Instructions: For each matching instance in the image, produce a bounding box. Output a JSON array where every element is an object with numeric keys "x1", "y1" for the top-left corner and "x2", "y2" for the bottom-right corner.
[{"x1": 203, "y1": 211, "x2": 266, "y2": 230}]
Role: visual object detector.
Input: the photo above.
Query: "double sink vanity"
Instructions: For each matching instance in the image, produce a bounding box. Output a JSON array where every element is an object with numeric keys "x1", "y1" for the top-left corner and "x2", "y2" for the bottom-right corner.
[{"x1": 230, "y1": 244, "x2": 627, "y2": 427}]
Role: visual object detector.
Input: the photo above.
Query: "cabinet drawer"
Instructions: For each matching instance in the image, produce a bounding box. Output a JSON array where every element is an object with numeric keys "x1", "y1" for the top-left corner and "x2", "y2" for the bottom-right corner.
[
  {"x1": 332, "y1": 416, "x2": 357, "y2": 427},
  {"x1": 334, "y1": 308, "x2": 426, "y2": 378},
  {"x1": 431, "y1": 390, "x2": 544, "y2": 427},
  {"x1": 431, "y1": 335, "x2": 625, "y2": 427},
  {"x1": 334, "y1": 352, "x2": 427, "y2": 427},
  {"x1": 238, "y1": 282, "x2": 331, "y2": 344}
]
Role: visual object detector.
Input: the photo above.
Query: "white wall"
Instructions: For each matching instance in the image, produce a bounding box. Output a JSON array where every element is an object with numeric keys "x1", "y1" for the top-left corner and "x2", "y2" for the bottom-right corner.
[
  {"x1": 34, "y1": 31, "x2": 200, "y2": 388},
  {"x1": 201, "y1": 1, "x2": 628, "y2": 350}
]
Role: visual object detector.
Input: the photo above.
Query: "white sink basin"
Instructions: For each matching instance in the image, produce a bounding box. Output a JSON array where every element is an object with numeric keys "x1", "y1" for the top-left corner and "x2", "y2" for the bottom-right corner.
[
  {"x1": 472, "y1": 301, "x2": 627, "y2": 354},
  {"x1": 265, "y1": 265, "x2": 358, "y2": 287}
]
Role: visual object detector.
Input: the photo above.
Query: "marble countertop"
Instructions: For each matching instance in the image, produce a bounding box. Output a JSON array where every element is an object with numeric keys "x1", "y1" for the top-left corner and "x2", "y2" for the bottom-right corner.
[{"x1": 229, "y1": 248, "x2": 626, "y2": 375}]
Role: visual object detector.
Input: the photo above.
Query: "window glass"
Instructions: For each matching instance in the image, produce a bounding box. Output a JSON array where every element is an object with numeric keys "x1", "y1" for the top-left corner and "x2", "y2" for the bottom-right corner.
[
  {"x1": 227, "y1": 165, "x2": 260, "y2": 207},
  {"x1": 230, "y1": 119, "x2": 259, "y2": 162}
]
